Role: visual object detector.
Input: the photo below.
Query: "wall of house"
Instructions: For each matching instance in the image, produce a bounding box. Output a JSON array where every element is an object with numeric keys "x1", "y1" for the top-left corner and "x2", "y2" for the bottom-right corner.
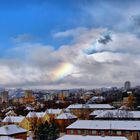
[
  {"x1": 19, "y1": 118, "x2": 30, "y2": 131},
  {"x1": 66, "y1": 129, "x2": 140, "y2": 140},
  {"x1": 11, "y1": 132, "x2": 27, "y2": 140}
]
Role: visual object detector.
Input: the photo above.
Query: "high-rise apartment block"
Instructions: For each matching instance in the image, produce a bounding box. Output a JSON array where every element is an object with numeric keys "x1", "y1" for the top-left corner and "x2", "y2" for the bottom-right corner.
[
  {"x1": 124, "y1": 81, "x2": 131, "y2": 90},
  {"x1": 0, "y1": 90, "x2": 8, "y2": 103}
]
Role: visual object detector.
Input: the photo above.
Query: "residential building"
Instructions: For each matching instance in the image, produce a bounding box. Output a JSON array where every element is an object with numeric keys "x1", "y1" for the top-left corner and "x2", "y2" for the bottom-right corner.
[
  {"x1": 124, "y1": 81, "x2": 131, "y2": 91},
  {"x1": 91, "y1": 110, "x2": 140, "y2": 120},
  {"x1": 66, "y1": 120, "x2": 140, "y2": 140},
  {"x1": 0, "y1": 90, "x2": 8, "y2": 103},
  {"x1": 55, "y1": 112, "x2": 77, "y2": 132},
  {"x1": 26, "y1": 111, "x2": 50, "y2": 130},
  {"x1": 46, "y1": 109, "x2": 63, "y2": 120},
  {"x1": 67, "y1": 104, "x2": 114, "y2": 119},
  {"x1": 0, "y1": 124, "x2": 27, "y2": 140},
  {"x1": 1, "y1": 116, "x2": 30, "y2": 131}
]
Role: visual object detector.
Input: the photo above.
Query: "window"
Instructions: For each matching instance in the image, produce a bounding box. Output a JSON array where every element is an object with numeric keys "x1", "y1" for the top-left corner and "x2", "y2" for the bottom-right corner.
[
  {"x1": 113, "y1": 131, "x2": 116, "y2": 135},
  {"x1": 92, "y1": 130, "x2": 96, "y2": 135},
  {"x1": 110, "y1": 130, "x2": 114, "y2": 135},
  {"x1": 78, "y1": 130, "x2": 81, "y2": 135},
  {"x1": 125, "y1": 131, "x2": 129, "y2": 135},
  {"x1": 70, "y1": 130, "x2": 74, "y2": 134},
  {"x1": 100, "y1": 130, "x2": 104, "y2": 135},
  {"x1": 84, "y1": 130, "x2": 88, "y2": 134},
  {"x1": 98, "y1": 130, "x2": 104, "y2": 135},
  {"x1": 116, "y1": 131, "x2": 122, "y2": 135}
]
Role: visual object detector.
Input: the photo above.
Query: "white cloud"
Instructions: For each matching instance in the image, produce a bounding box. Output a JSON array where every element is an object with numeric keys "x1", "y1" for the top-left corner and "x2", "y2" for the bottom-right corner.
[
  {"x1": 96, "y1": 33, "x2": 140, "y2": 54},
  {"x1": 0, "y1": 27, "x2": 140, "y2": 88}
]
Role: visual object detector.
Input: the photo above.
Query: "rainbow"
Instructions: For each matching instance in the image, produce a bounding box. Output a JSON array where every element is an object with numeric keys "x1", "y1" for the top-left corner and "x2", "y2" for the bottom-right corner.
[{"x1": 51, "y1": 62, "x2": 73, "y2": 81}]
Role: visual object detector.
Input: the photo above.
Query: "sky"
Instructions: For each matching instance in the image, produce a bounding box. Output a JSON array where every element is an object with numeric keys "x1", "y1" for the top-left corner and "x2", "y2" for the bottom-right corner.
[{"x1": 0, "y1": 0, "x2": 140, "y2": 88}]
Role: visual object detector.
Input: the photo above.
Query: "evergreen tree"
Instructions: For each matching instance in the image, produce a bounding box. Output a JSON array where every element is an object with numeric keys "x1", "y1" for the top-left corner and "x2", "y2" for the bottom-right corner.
[
  {"x1": 49, "y1": 121, "x2": 59, "y2": 140},
  {"x1": 36, "y1": 121, "x2": 59, "y2": 140}
]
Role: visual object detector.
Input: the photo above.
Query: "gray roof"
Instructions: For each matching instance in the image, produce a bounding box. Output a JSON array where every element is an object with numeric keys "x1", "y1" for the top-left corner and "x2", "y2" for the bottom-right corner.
[{"x1": 0, "y1": 125, "x2": 27, "y2": 135}]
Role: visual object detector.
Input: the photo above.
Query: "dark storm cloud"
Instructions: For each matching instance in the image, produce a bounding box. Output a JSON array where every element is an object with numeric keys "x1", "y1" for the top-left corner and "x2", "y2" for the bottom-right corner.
[{"x1": 98, "y1": 34, "x2": 112, "y2": 45}]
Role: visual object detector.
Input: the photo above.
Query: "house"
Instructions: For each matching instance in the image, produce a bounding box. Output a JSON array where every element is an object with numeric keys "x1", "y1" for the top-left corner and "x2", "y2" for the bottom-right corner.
[
  {"x1": 36, "y1": 112, "x2": 50, "y2": 124},
  {"x1": 57, "y1": 135, "x2": 128, "y2": 140},
  {"x1": 2, "y1": 116, "x2": 30, "y2": 131},
  {"x1": 46, "y1": 109, "x2": 63, "y2": 120},
  {"x1": 55, "y1": 112, "x2": 77, "y2": 132},
  {"x1": 0, "y1": 124, "x2": 27, "y2": 140},
  {"x1": 26, "y1": 112, "x2": 37, "y2": 131},
  {"x1": 67, "y1": 104, "x2": 114, "y2": 119},
  {"x1": 92, "y1": 110, "x2": 140, "y2": 120},
  {"x1": 66, "y1": 120, "x2": 140, "y2": 140},
  {"x1": 26, "y1": 111, "x2": 50, "y2": 130}
]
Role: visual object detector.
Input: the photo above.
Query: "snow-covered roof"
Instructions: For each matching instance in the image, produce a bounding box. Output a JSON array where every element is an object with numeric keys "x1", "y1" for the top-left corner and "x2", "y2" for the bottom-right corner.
[
  {"x1": 26, "y1": 112, "x2": 37, "y2": 118},
  {"x1": 2, "y1": 116, "x2": 25, "y2": 123},
  {"x1": 56, "y1": 113, "x2": 77, "y2": 119},
  {"x1": 67, "y1": 104, "x2": 114, "y2": 109},
  {"x1": 5, "y1": 110, "x2": 17, "y2": 116},
  {"x1": 46, "y1": 109, "x2": 62, "y2": 114},
  {"x1": 66, "y1": 120, "x2": 140, "y2": 130},
  {"x1": 94, "y1": 110, "x2": 140, "y2": 119},
  {"x1": 36, "y1": 112, "x2": 46, "y2": 118},
  {"x1": 0, "y1": 136, "x2": 21, "y2": 140},
  {"x1": 26, "y1": 112, "x2": 46, "y2": 118},
  {"x1": 57, "y1": 135, "x2": 128, "y2": 140},
  {"x1": 0, "y1": 124, "x2": 27, "y2": 135},
  {"x1": 90, "y1": 110, "x2": 106, "y2": 116}
]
